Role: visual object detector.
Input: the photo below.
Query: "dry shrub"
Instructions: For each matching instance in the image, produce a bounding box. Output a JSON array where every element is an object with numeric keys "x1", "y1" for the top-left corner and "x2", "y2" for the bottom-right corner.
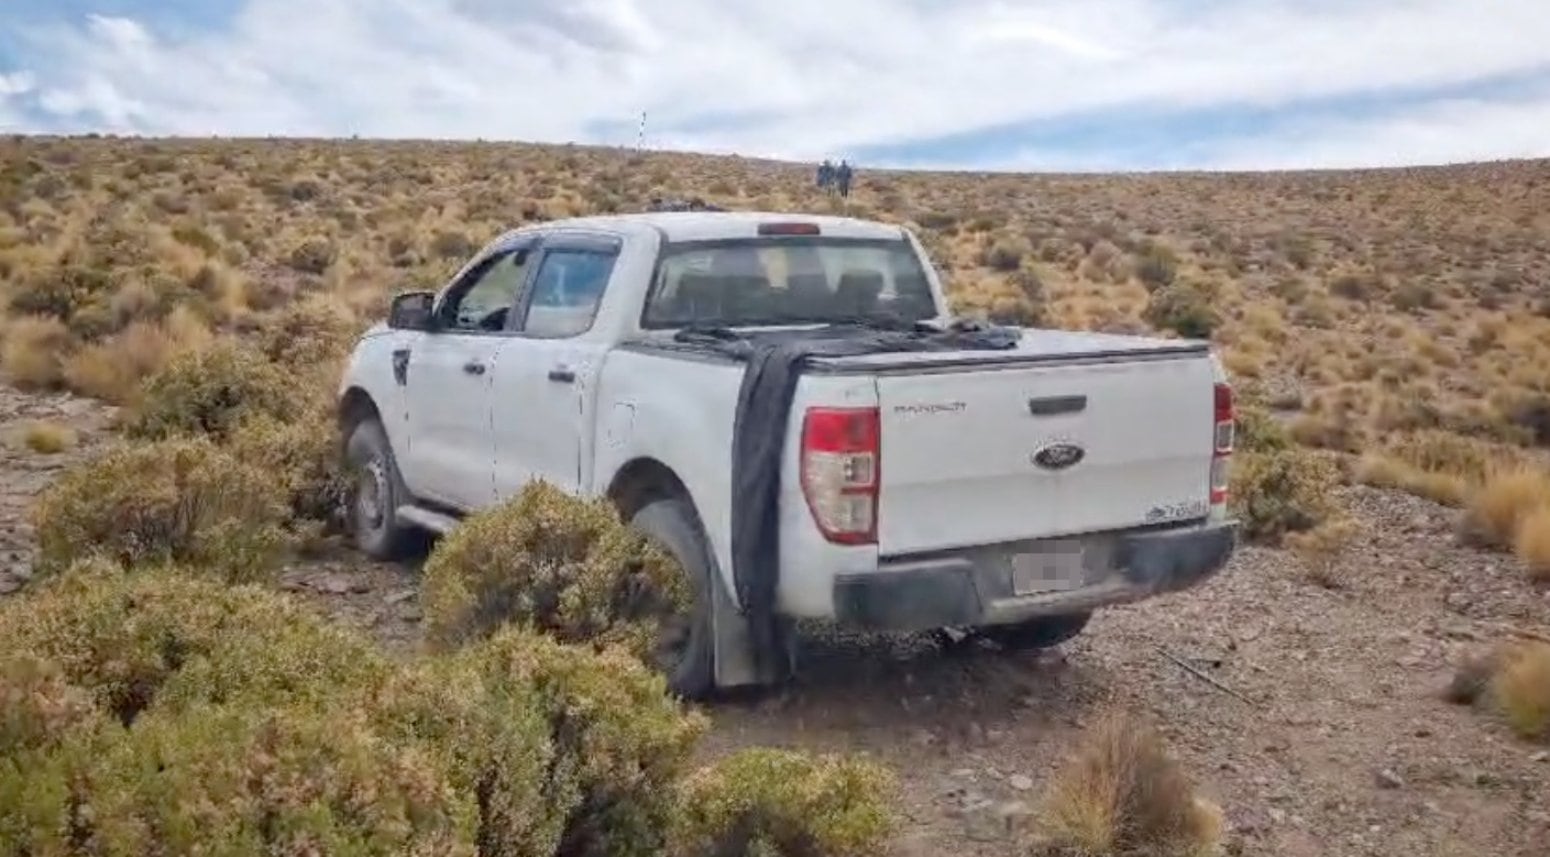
[
  {"x1": 1493, "y1": 642, "x2": 1550, "y2": 741},
  {"x1": 20, "y1": 421, "x2": 75, "y2": 454},
  {"x1": 1230, "y1": 450, "x2": 1342, "y2": 543},
  {"x1": 126, "y1": 340, "x2": 300, "y2": 441},
  {"x1": 1463, "y1": 467, "x2": 1550, "y2": 549},
  {"x1": 1285, "y1": 517, "x2": 1359, "y2": 589},
  {"x1": 30, "y1": 438, "x2": 288, "y2": 582},
  {"x1": 1037, "y1": 712, "x2": 1221, "y2": 857},
  {"x1": 61, "y1": 310, "x2": 213, "y2": 403},
  {"x1": 0, "y1": 314, "x2": 72, "y2": 388},
  {"x1": 672, "y1": 748, "x2": 894, "y2": 857},
  {"x1": 422, "y1": 480, "x2": 689, "y2": 655}
]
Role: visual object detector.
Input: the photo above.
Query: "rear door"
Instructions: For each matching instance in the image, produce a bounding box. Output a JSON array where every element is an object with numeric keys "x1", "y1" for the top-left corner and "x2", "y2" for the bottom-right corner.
[{"x1": 874, "y1": 352, "x2": 1217, "y2": 556}]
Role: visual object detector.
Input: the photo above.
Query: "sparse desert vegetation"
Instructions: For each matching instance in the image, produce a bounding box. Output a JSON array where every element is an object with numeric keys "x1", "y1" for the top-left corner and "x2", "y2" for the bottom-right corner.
[{"x1": 1, "y1": 136, "x2": 1548, "y2": 855}]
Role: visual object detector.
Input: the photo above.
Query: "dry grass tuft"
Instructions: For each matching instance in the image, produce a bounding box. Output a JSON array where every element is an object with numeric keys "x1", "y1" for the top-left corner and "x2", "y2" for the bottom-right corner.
[
  {"x1": 1285, "y1": 517, "x2": 1359, "y2": 589},
  {"x1": 20, "y1": 422, "x2": 76, "y2": 455},
  {"x1": 1037, "y1": 712, "x2": 1221, "y2": 857},
  {"x1": 1513, "y1": 505, "x2": 1550, "y2": 582},
  {"x1": 0, "y1": 315, "x2": 73, "y2": 389},
  {"x1": 1463, "y1": 467, "x2": 1550, "y2": 550},
  {"x1": 1494, "y1": 642, "x2": 1550, "y2": 741}
]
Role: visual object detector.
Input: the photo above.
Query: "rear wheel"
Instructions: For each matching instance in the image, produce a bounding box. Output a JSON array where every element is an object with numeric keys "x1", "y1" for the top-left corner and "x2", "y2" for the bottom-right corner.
[
  {"x1": 344, "y1": 418, "x2": 418, "y2": 560},
  {"x1": 978, "y1": 612, "x2": 1092, "y2": 651},
  {"x1": 630, "y1": 498, "x2": 716, "y2": 699}
]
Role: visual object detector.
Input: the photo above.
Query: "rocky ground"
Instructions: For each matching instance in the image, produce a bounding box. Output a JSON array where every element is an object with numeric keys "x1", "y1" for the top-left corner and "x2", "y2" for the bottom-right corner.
[{"x1": 2, "y1": 383, "x2": 1547, "y2": 857}]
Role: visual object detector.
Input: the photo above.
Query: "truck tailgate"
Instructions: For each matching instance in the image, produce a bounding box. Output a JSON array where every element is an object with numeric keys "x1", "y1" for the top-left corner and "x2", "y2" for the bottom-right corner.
[{"x1": 873, "y1": 350, "x2": 1216, "y2": 556}]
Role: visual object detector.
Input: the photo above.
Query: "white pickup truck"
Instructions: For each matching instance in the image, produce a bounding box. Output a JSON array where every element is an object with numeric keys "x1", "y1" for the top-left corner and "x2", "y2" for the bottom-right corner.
[{"x1": 337, "y1": 211, "x2": 1237, "y2": 697}]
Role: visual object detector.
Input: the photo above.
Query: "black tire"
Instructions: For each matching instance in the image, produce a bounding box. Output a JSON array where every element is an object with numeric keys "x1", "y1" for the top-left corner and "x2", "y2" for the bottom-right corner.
[
  {"x1": 344, "y1": 418, "x2": 418, "y2": 560},
  {"x1": 978, "y1": 612, "x2": 1092, "y2": 651},
  {"x1": 630, "y1": 498, "x2": 717, "y2": 700}
]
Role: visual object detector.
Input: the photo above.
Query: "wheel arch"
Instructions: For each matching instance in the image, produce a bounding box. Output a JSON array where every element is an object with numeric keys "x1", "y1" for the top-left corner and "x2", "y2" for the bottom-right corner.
[{"x1": 606, "y1": 456, "x2": 693, "y2": 520}]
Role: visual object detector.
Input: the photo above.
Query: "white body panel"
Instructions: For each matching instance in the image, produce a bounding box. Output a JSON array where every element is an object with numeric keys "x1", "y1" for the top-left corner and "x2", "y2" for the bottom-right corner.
[{"x1": 339, "y1": 211, "x2": 1228, "y2": 623}]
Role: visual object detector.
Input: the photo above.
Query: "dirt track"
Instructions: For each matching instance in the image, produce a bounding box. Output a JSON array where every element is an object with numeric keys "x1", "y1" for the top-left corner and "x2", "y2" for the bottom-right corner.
[{"x1": 3, "y1": 383, "x2": 1547, "y2": 857}]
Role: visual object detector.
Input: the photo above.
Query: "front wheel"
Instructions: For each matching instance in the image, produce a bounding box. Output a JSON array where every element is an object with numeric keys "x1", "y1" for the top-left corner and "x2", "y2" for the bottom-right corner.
[
  {"x1": 344, "y1": 418, "x2": 418, "y2": 560},
  {"x1": 630, "y1": 498, "x2": 717, "y2": 699},
  {"x1": 977, "y1": 612, "x2": 1092, "y2": 651}
]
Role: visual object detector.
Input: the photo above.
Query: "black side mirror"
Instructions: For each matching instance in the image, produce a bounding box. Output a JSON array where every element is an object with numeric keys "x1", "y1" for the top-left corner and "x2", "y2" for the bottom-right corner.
[{"x1": 388, "y1": 291, "x2": 436, "y2": 331}]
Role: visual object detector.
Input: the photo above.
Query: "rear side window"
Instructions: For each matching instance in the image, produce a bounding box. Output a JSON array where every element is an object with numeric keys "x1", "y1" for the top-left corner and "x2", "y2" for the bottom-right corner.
[
  {"x1": 520, "y1": 248, "x2": 617, "y2": 338},
  {"x1": 643, "y1": 238, "x2": 937, "y2": 329}
]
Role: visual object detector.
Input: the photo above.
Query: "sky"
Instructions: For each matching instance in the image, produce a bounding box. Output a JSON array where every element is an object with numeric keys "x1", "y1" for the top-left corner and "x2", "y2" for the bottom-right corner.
[{"x1": 1, "y1": 0, "x2": 1549, "y2": 172}]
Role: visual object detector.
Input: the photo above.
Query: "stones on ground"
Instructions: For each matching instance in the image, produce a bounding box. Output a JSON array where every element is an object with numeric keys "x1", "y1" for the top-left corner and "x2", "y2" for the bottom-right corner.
[
  {"x1": 384, "y1": 588, "x2": 416, "y2": 606},
  {"x1": 1007, "y1": 773, "x2": 1034, "y2": 792},
  {"x1": 1375, "y1": 768, "x2": 1404, "y2": 789}
]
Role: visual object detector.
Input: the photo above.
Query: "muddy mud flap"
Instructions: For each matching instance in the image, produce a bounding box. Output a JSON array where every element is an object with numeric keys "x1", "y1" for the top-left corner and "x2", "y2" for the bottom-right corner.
[{"x1": 711, "y1": 568, "x2": 792, "y2": 690}]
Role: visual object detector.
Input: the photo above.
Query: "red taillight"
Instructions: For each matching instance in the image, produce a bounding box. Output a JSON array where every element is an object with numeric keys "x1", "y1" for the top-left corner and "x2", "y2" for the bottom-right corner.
[
  {"x1": 758, "y1": 222, "x2": 822, "y2": 236},
  {"x1": 801, "y1": 407, "x2": 879, "y2": 544},
  {"x1": 1211, "y1": 382, "x2": 1234, "y2": 505}
]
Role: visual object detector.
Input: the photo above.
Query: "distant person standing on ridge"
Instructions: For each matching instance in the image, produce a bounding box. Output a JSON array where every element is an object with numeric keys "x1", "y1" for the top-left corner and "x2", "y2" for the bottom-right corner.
[
  {"x1": 816, "y1": 160, "x2": 834, "y2": 189},
  {"x1": 836, "y1": 160, "x2": 854, "y2": 198}
]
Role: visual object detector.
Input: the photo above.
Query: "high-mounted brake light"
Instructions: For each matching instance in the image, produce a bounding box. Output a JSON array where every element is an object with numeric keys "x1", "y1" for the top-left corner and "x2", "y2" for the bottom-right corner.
[
  {"x1": 1210, "y1": 382, "x2": 1235, "y2": 507},
  {"x1": 800, "y1": 407, "x2": 879, "y2": 544},
  {"x1": 758, "y1": 222, "x2": 822, "y2": 236}
]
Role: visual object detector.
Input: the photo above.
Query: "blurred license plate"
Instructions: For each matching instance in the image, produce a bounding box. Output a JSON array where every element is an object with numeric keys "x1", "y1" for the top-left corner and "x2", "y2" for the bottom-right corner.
[{"x1": 1010, "y1": 541, "x2": 1088, "y2": 594}]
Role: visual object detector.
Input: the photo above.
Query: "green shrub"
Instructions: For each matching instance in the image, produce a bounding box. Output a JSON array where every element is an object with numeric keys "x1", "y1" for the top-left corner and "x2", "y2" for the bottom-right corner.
[
  {"x1": 0, "y1": 565, "x2": 388, "y2": 722},
  {"x1": 227, "y1": 408, "x2": 349, "y2": 528},
  {"x1": 1234, "y1": 405, "x2": 1291, "y2": 454},
  {"x1": 30, "y1": 439, "x2": 288, "y2": 582},
  {"x1": 1134, "y1": 244, "x2": 1178, "y2": 290},
  {"x1": 468, "y1": 630, "x2": 707, "y2": 856},
  {"x1": 1144, "y1": 282, "x2": 1220, "y2": 339},
  {"x1": 672, "y1": 749, "x2": 894, "y2": 857},
  {"x1": 253, "y1": 294, "x2": 359, "y2": 372},
  {"x1": 980, "y1": 235, "x2": 1031, "y2": 272},
  {"x1": 1230, "y1": 449, "x2": 1342, "y2": 543},
  {"x1": 421, "y1": 480, "x2": 690, "y2": 656},
  {"x1": 127, "y1": 341, "x2": 300, "y2": 441}
]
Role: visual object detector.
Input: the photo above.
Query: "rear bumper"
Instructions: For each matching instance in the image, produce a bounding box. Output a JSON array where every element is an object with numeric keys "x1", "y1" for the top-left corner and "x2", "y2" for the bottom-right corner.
[{"x1": 831, "y1": 520, "x2": 1237, "y2": 632}]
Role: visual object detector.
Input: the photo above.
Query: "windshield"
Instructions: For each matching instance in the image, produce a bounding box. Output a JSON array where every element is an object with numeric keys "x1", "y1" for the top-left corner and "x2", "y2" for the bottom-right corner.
[{"x1": 642, "y1": 238, "x2": 939, "y2": 329}]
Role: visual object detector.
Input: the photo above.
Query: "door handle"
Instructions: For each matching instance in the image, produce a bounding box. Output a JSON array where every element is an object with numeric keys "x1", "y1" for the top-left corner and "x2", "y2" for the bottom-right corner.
[
  {"x1": 463, "y1": 361, "x2": 486, "y2": 376},
  {"x1": 548, "y1": 367, "x2": 576, "y2": 384}
]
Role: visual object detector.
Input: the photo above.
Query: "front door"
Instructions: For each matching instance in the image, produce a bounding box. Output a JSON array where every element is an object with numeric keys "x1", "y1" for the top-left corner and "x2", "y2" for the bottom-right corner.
[
  {"x1": 491, "y1": 234, "x2": 621, "y2": 500},
  {"x1": 399, "y1": 240, "x2": 535, "y2": 510}
]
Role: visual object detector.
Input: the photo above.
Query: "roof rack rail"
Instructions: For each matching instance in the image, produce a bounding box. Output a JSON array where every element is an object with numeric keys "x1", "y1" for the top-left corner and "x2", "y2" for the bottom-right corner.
[{"x1": 645, "y1": 197, "x2": 728, "y2": 213}]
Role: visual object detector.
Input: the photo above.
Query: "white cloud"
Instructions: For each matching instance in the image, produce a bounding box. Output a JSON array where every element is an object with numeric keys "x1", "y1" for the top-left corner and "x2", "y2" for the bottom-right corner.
[{"x1": 3, "y1": 0, "x2": 1550, "y2": 168}]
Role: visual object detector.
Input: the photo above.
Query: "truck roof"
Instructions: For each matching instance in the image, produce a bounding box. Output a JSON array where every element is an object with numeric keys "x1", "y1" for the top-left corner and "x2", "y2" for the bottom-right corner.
[{"x1": 531, "y1": 211, "x2": 908, "y2": 243}]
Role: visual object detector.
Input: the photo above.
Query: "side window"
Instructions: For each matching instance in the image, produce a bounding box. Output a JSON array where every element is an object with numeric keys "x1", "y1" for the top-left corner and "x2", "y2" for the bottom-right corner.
[
  {"x1": 442, "y1": 249, "x2": 531, "y2": 332},
  {"x1": 519, "y1": 249, "x2": 617, "y2": 338}
]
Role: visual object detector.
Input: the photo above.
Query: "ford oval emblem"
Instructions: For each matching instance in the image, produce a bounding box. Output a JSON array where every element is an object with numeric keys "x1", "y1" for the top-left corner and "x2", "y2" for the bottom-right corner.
[{"x1": 1032, "y1": 442, "x2": 1085, "y2": 471}]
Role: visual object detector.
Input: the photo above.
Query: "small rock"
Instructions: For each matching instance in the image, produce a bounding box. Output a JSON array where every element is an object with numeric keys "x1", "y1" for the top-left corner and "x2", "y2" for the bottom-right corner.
[
  {"x1": 1268, "y1": 808, "x2": 1287, "y2": 825},
  {"x1": 1532, "y1": 751, "x2": 1549, "y2": 763},
  {"x1": 1376, "y1": 769, "x2": 1404, "y2": 790},
  {"x1": 1008, "y1": 774, "x2": 1034, "y2": 792},
  {"x1": 384, "y1": 589, "x2": 416, "y2": 606},
  {"x1": 318, "y1": 575, "x2": 353, "y2": 595},
  {"x1": 963, "y1": 800, "x2": 1032, "y2": 842},
  {"x1": 399, "y1": 606, "x2": 423, "y2": 623},
  {"x1": 0, "y1": 575, "x2": 20, "y2": 596},
  {"x1": 10, "y1": 565, "x2": 31, "y2": 582}
]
